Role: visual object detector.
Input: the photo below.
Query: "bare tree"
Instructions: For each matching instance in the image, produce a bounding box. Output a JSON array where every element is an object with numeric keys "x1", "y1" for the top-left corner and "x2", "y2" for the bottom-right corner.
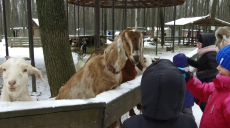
[
  {"x1": 210, "y1": 0, "x2": 218, "y2": 33},
  {"x1": 36, "y1": 0, "x2": 76, "y2": 96}
]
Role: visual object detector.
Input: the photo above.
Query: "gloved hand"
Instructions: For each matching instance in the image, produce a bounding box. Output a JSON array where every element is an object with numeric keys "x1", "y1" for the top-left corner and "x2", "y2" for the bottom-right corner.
[{"x1": 177, "y1": 67, "x2": 193, "y2": 83}]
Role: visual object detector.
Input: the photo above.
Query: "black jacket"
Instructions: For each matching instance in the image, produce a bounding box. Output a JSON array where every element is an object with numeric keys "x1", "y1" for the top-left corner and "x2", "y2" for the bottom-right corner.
[
  {"x1": 187, "y1": 51, "x2": 218, "y2": 83},
  {"x1": 122, "y1": 59, "x2": 197, "y2": 128},
  {"x1": 188, "y1": 33, "x2": 219, "y2": 83}
]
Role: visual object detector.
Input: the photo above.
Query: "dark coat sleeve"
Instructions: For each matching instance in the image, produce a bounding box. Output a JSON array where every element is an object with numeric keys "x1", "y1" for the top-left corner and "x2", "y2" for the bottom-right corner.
[
  {"x1": 196, "y1": 53, "x2": 218, "y2": 80},
  {"x1": 187, "y1": 57, "x2": 199, "y2": 68}
]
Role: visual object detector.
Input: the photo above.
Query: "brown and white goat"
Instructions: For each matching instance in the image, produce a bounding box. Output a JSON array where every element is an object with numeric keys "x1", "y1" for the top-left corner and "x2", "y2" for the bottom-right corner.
[{"x1": 55, "y1": 28, "x2": 145, "y2": 99}]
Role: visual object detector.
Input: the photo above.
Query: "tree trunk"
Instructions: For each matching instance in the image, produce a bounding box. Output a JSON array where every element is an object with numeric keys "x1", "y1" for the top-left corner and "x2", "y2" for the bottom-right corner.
[
  {"x1": 209, "y1": 0, "x2": 217, "y2": 33},
  {"x1": 206, "y1": 0, "x2": 210, "y2": 15},
  {"x1": 185, "y1": 0, "x2": 188, "y2": 17},
  {"x1": 36, "y1": 0, "x2": 76, "y2": 97},
  {"x1": 193, "y1": 0, "x2": 197, "y2": 16}
]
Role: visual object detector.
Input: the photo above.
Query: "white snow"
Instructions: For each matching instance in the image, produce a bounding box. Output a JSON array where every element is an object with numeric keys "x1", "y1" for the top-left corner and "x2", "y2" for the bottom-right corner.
[
  {"x1": 0, "y1": 38, "x2": 202, "y2": 126},
  {"x1": 32, "y1": 18, "x2": 39, "y2": 26}
]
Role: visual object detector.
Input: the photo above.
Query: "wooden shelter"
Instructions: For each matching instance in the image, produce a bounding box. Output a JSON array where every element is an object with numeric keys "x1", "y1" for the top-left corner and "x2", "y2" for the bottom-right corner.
[
  {"x1": 165, "y1": 15, "x2": 230, "y2": 45},
  {"x1": 165, "y1": 14, "x2": 230, "y2": 26},
  {"x1": 32, "y1": 18, "x2": 40, "y2": 37},
  {"x1": 67, "y1": 0, "x2": 186, "y2": 51},
  {"x1": 68, "y1": 0, "x2": 185, "y2": 8}
]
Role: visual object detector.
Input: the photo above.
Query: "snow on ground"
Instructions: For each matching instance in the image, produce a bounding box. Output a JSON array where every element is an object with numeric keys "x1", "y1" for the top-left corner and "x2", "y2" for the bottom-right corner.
[{"x1": 0, "y1": 39, "x2": 202, "y2": 126}]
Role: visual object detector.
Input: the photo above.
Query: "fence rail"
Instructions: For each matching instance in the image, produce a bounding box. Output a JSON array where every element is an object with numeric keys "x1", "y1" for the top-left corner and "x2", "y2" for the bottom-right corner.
[
  {"x1": 8, "y1": 37, "x2": 42, "y2": 47},
  {"x1": 0, "y1": 52, "x2": 198, "y2": 128}
]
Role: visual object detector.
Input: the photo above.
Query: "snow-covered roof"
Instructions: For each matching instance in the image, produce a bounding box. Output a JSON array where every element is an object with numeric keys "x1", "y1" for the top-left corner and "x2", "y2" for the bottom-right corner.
[
  {"x1": 165, "y1": 14, "x2": 230, "y2": 26},
  {"x1": 32, "y1": 18, "x2": 39, "y2": 26},
  {"x1": 165, "y1": 15, "x2": 210, "y2": 26}
]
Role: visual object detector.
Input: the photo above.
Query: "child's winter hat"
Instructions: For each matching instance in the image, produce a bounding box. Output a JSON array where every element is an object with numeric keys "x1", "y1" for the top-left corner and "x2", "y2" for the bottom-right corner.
[
  {"x1": 216, "y1": 44, "x2": 230, "y2": 71},
  {"x1": 197, "y1": 33, "x2": 216, "y2": 48},
  {"x1": 173, "y1": 53, "x2": 188, "y2": 68}
]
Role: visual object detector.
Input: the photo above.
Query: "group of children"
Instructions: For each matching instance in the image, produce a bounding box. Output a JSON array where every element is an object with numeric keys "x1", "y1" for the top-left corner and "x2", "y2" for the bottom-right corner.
[{"x1": 122, "y1": 27, "x2": 230, "y2": 128}]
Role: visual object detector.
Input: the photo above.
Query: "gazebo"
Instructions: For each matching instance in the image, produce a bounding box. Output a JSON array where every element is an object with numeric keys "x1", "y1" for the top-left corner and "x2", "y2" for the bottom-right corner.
[{"x1": 67, "y1": 0, "x2": 186, "y2": 48}]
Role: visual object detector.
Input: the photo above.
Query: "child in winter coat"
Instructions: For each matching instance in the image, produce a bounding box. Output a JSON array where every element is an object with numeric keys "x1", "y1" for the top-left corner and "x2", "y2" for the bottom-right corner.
[
  {"x1": 187, "y1": 33, "x2": 219, "y2": 112},
  {"x1": 180, "y1": 44, "x2": 230, "y2": 128},
  {"x1": 122, "y1": 59, "x2": 197, "y2": 128},
  {"x1": 173, "y1": 53, "x2": 195, "y2": 120}
]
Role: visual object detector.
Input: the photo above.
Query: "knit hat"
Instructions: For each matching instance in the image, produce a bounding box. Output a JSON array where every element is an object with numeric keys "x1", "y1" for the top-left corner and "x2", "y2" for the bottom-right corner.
[
  {"x1": 173, "y1": 53, "x2": 188, "y2": 68},
  {"x1": 215, "y1": 26, "x2": 230, "y2": 48},
  {"x1": 198, "y1": 33, "x2": 216, "y2": 48},
  {"x1": 216, "y1": 44, "x2": 230, "y2": 71}
]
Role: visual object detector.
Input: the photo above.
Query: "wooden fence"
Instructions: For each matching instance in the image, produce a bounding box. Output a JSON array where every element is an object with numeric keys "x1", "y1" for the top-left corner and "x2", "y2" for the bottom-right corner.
[
  {"x1": 0, "y1": 53, "x2": 198, "y2": 128},
  {"x1": 8, "y1": 37, "x2": 42, "y2": 48}
]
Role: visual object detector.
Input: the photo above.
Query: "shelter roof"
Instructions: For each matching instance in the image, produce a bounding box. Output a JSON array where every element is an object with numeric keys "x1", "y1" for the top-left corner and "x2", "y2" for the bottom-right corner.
[
  {"x1": 165, "y1": 15, "x2": 230, "y2": 26},
  {"x1": 68, "y1": 0, "x2": 185, "y2": 8},
  {"x1": 32, "y1": 18, "x2": 39, "y2": 26}
]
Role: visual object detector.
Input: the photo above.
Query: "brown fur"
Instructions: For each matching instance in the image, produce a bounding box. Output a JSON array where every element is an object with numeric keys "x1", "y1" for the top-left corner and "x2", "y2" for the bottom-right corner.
[{"x1": 55, "y1": 29, "x2": 144, "y2": 100}]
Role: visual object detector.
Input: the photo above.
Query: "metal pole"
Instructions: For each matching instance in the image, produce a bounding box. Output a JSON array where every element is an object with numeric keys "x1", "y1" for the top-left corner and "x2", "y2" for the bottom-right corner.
[
  {"x1": 156, "y1": 7, "x2": 159, "y2": 55},
  {"x1": 27, "y1": 0, "x2": 36, "y2": 93},
  {"x1": 124, "y1": 0, "x2": 127, "y2": 29},
  {"x1": 2, "y1": 0, "x2": 9, "y2": 57},
  {"x1": 135, "y1": 9, "x2": 137, "y2": 29},
  {"x1": 102, "y1": 8, "x2": 104, "y2": 35},
  {"x1": 83, "y1": 6, "x2": 85, "y2": 35},
  {"x1": 112, "y1": 0, "x2": 115, "y2": 39},
  {"x1": 172, "y1": 5, "x2": 176, "y2": 53},
  {"x1": 94, "y1": 0, "x2": 100, "y2": 49},
  {"x1": 74, "y1": 5, "x2": 76, "y2": 37},
  {"x1": 78, "y1": 0, "x2": 80, "y2": 48}
]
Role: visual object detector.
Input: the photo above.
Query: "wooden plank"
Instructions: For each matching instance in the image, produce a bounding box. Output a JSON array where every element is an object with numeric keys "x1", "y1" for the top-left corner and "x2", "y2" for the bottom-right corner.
[
  {"x1": 103, "y1": 86, "x2": 141, "y2": 128},
  {"x1": 0, "y1": 103, "x2": 105, "y2": 128}
]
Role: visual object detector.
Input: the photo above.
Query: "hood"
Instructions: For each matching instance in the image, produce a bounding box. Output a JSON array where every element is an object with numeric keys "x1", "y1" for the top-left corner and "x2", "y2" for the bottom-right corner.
[
  {"x1": 141, "y1": 59, "x2": 186, "y2": 120},
  {"x1": 215, "y1": 26, "x2": 230, "y2": 42},
  {"x1": 199, "y1": 33, "x2": 216, "y2": 48}
]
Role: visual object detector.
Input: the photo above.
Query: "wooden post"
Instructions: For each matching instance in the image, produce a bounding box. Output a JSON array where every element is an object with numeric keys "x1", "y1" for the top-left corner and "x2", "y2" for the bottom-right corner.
[
  {"x1": 178, "y1": 26, "x2": 181, "y2": 45},
  {"x1": 94, "y1": 0, "x2": 100, "y2": 49},
  {"x1": 191, "y1": 24, "x2": 194, "y2": 46},
  {"x1": 172, "y1": 5, "x2": 176, "y2": 52},
  {"x1": 183, "y1": 26, "x2": 185, "y2": 44},
  {"x1": 2, "y1": 0, "x2": 9, "y2": 57},
  {"x1": 27, "y1": 0, "x2": 37, "y2": 93}
]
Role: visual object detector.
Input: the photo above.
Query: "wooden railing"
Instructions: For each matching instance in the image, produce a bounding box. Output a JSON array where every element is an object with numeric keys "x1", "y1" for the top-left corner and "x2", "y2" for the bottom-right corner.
[
  {"x1": 8, "y1": 37, "x2": 42, "y2": 48},
  {"x1": 0, "y1": 52, "x2": 199, "y2": 128}
]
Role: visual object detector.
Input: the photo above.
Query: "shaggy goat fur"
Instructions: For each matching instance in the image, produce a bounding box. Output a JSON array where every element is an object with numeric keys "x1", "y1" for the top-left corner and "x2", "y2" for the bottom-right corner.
[{"x1": 55, "y1": 29, "x2": 145, "y2": 99}]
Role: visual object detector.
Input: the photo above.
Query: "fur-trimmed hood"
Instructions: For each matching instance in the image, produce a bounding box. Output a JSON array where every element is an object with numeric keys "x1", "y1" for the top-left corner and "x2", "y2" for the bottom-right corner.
[{"x1": 215, "y1": 26, "x2": 230, "y2": 49}]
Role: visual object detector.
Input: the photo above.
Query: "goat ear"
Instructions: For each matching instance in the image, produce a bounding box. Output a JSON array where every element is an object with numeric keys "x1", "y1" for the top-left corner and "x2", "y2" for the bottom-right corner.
[{"x1": 27, "y1": 65, "x2": 47, "y2": 82}]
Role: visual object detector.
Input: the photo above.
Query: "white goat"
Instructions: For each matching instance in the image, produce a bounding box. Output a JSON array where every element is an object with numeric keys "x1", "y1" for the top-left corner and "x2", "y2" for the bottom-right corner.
[
  {"x1": 75, "y1": 53, "x2": 88, "y2": 72},
  {"x1": 0, "y1": 57, "x2": 46, "y2": 102},
  {"x1": 135, "y1": 54, "x2": 153, "y2": 76}
]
